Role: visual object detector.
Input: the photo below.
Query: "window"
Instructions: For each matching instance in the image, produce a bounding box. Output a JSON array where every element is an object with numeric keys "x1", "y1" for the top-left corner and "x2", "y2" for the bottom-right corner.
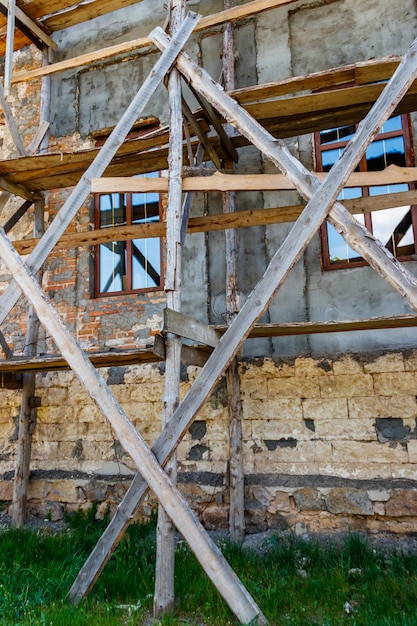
[
  {"x1": 94, "y1": 173, "x2": 162, "y2": 296},
  {"x1": 315, "y1": 114, "x2": 416, "y2": 269}
]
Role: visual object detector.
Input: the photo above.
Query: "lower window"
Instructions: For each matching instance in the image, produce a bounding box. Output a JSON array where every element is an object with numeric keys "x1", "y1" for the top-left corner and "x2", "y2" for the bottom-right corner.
[
  {"x1": 94, "y1": 173, "x2": 162, "y2": 296},
  {"x1": 315, "y1": 115, "x2": 417, "y2": 269}
]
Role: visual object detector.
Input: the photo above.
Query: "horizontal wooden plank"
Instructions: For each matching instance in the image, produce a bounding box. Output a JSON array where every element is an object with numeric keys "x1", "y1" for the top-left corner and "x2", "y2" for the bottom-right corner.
[
  {"x1": 244, "y1": 81, "x2": 417, "y2": 122},
  {"x1": 231, "y1": 57, "x2": 401, "y2": 105},
  {"x1": 0, "y1": 0, "x2": 57, "y2": 48},
  {"x1": 164, "y1": 308, "x2": 221, "y2": 348},
  {"x1": 215, "y1": 314, "x2": 417, "y2": 338},
  {"x1": 0, "y1": 340, "x2": 165, "y2": 373},
  {"x1": 12, "y1": 0, "x2": 299, "y2": 82},
  {"x1": 43, "y1": 0, "x2": 146, "y2": 31},
  {"x1": 92, "y1": 166, "x2": 417, "y2": 194},
  {"x1": 12, "y1": 188, "x2": 416, "y2": 254}
]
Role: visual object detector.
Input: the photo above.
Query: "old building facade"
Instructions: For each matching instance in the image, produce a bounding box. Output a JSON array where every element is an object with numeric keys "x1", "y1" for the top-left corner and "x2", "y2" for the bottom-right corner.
[{"x1": 0, "y1": 0, "x2": 416, "y2": 536}]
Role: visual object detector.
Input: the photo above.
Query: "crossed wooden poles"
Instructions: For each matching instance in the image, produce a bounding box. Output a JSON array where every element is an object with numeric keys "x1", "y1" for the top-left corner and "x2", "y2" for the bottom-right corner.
[{"x1": 1, "y1": 11, "x2": 417, "y2": 625}]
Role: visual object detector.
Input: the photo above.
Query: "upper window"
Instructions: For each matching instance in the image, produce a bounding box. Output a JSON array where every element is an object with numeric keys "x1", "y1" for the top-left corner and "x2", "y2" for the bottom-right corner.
[
  {"x1": 315, "y1": 114, "x2": 416, "y2": 269},
  {"x1": 94, "y1": 173, "x2": 162, "y2": 296}
]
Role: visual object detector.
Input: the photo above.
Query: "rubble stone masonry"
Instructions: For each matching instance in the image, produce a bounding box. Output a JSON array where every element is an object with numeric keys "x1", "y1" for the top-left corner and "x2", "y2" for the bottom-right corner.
[{"x1": 0, "y1": 351, "x2": 416, "y2": 534}]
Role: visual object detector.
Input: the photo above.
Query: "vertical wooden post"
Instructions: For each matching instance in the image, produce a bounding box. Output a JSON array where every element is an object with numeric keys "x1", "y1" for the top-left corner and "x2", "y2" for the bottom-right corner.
[
  {"x1": 39, "y1": 44, "x2": 52, "y2": 154},
  {"x1": 154, "y1": 0, "x2": 186, "y2": 616},
  {"x1": 11, "y1": 198, "x2": 44, "y2": 527},
  {"x1": 222, "y1": 0, "x2": 244, "y2": 542},
  {"x1": 4, "y1": 0, "x2": 15, "y2": 96},
  {"x1": 0, "y1": 12, "x2": 200, "y2": 327},
  {"x1": 0, "y1": 228, "x2": 266, "y2": 626},
  {"x1": 0, "y1": 79, "x2": 26, "y2": 156}
]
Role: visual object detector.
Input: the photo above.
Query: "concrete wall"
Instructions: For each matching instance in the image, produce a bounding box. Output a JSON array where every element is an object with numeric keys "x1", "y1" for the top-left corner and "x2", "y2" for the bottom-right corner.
[{"x1": 0, "y1": 0, "x2": 416, "y2": 532}]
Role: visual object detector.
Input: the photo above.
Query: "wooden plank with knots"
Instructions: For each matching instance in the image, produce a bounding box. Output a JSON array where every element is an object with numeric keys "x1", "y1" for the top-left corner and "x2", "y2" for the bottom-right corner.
[
  {"x1": 0, "y1": 12, "x2": 201, "y2": 330},
  {"x1": 68, "y1": 30, "x2": 417, "y2": 606},
  {"x1": 0, "y1": 225, "x2": 266, "y2": 626},
  {"x1": 11, "y1": 188, "x2": 417, "y2": 255},
  {"x1": 11, "y1": 0, "x2": 299, "y2": 84}
]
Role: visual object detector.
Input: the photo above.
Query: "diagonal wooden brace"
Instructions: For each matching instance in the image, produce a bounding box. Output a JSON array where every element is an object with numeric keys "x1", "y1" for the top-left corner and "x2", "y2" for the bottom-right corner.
[
  {"x1": 0, "y1": 228, "x2": 266, "y2": 626},
  {"x1": 69, "y1": 32, "x2": 417, "y2": 600},
  {"x1": 0, "y1": 11, "x2": 201, "y2": 328},
  {"x1": 70, "y1": 30, "x2": 417, "y2": 599},
  {"x1": 152, "y1": 27, "x2": 417, "y2": 308}
]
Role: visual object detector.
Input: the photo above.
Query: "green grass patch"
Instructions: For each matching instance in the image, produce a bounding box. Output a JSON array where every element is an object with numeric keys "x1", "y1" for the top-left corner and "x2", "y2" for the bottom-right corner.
[{"x1": 0, "y1": 509, "x2": 416, "y2": 625}]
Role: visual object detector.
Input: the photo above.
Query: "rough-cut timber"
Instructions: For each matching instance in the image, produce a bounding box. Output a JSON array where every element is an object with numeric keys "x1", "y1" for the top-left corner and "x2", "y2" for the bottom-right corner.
[
  {"x1": 0, "y1": 12, "x2": 200, "y2": 329},
  {"x1": 0, "y1": 228, "x2": 267, "y2": 626},
  {"x1": 154, "y1": 0, "x2": 185, "y2": 616}
]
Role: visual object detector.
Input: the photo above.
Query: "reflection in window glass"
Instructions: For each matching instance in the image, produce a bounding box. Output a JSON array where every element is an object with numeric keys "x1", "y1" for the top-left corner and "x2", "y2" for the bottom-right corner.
[
  {"x1": 327, "y1": 215, "x2": 365, "y2": 264},
  {"x1": 365, "y1": 136, "x2": 406, "y2": 171},
  {"x1": 99, "y1": 241, "x2": 126, "y2": 293},
  {"x1": 95, "y1": 173, "x2": 162, "y2": 296},
  {"x1": 316, "y1": 115, "x2": 416, "y2": 268}
]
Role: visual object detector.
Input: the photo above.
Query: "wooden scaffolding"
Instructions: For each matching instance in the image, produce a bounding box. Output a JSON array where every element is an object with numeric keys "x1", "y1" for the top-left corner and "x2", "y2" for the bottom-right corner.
[{"x1": 0, "y1": 1, "x2": 417, "y2": 623}]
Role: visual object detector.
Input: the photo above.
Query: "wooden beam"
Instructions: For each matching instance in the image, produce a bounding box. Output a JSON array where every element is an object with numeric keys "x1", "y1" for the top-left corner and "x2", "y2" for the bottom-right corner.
[
  {"x1": 230, "y1": 57, "x2": 401, "y2": 105},
  {"x1": 26, "y1": 120, "x2": 50, "y2": 155},
  {"x1": 68, "y1": 32, "x2": 417, "y2": 606},
  {"x1": 0, "y1": 175, "x2": 35, "y2": 201},
  {"x1": 12, "y1": 188, "x2": 417, "y2": 254},
  {"x1": 152, "y1": 27, "x2": 417, "y2": 309},
  {"x1": 222, "y1": 0, "x2": 245, "y2": 544},
  {"x1": 4, "y1": 0, "x2": 16, "y2": 95},
  {"x1": 11, "y1": 197, "x2": 44, "y2": 528},
  {"x1": 0, "y1": 13, "x2": 200, "y2": 329},
  {"x1": 0, "y1": 0, "x2": 57, "y2": 50},
  {"x1": 0, "y1": 342, "x2": 166, "y2": 373},
  {"x1": 0, "y1": 227, "x2": 266, "y2": 626},
  {"x1": 11, "y1": 0, "x2": 299, "y2": 85},
  {"x1": 154, "y1": 1, "x2": 186, "y2": 616},
  {"x1": 3, "y1": 200, "x2": 32, "y2": 234},
  {"x1": 243, "y1": 81, "x2": 417, "y2": 125},
  {"x1": 0, "y1": 313, "x2": 413, "y2": 367},
  {"x1": 91, "y1": 166, "x2": 417, "y2": 193},
  {"x1": 215, "y1": 314, "x2": 417, "y2": 337},
  {"x1": 164, "y1": 308, "x2": 221, "y2": 348},
  {"x1": 0, "y1": 78, "x2": 26, "y2": 156},
  {"x1": 43, "y1": 0, "x2": 145, "y2": 32}
]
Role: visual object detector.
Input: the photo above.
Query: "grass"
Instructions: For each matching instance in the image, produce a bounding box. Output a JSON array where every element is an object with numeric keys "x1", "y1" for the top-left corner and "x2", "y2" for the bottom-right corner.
[{"x1": 0, "y1": 508, "x2": 416, "y2": 625}]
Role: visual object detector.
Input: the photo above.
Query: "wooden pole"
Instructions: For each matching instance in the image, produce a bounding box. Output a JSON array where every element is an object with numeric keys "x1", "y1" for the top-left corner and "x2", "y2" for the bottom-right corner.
[
  {"x1": 69, "y1": 33, "x2": 417, "y2": 602},
  {"x1": 154, "y1": 0, "x2": 186, "y2": 616},
  {"x1": 39, "y1": 45, "x2": 52, "y2": 154},
  {"x1": 10, "y1": 0, "x2": 299, "y2": 86},
  {"x1": 0, "y1": 77, "x2": 26, "y2": 156},
  {"x1": 11, "y1": 198, "x2": 44, "y2": 527},
  {"x1": 4, "y1": 0, "x2": 15, "y2": 97},
  {"x1": 0, "y1": 228, "x2": 266, "y2": 626},
  {"x1": 151, "y1": 28, "x2": 417, "y2": 309},
  {"x1": 0, "y1": 12, "x2": 200, "y2": 327},
  {"x1": 222, "y1": 0, "x2": 244, "y2": 543}
]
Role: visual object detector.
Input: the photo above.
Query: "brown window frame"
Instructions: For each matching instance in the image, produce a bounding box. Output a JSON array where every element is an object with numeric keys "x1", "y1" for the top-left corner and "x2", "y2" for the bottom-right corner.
[
  {"x1": 315, "y1": 113, "x2": 417, "y2": 270},
  {"x1": 93, "y1": 179, "x2": 163, "y2": 298}
]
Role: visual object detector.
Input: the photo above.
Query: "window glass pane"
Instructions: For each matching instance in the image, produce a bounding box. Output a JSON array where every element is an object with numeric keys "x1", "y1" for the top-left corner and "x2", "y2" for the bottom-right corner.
[
  {"x1": 99, "y1": 241, "x2": 127, "y2": 293},
  {"x1": 366, "y1": 136, "x2": 405, "y2": 171},
  {"x1": 338, "y1": 187, "x2": 362, "y2": 201},
  {"x1": 320, "y1": 125, "x2": 356, "y2": 145},
  {"x1": 327, "y1": 214, "x2": 365, "y2": 264},
  {"x1": 369, "y1": 183, "x2": 409, "y2": 196},
  {"x1": 371, "y1": 206, "x2": 413, "y2": 256},
  {"x1": 379, "y1": 116, "x2": 402, "y2": 134},
  {"x1": 132, "y1": 238, "x2": 161, "y2": 289},
  {"x1": 99, "y1": 194, "x2": 126, "y2": 227},
  {"x1": 321, "y1": 147, "x2": 344, "y2": 171}
]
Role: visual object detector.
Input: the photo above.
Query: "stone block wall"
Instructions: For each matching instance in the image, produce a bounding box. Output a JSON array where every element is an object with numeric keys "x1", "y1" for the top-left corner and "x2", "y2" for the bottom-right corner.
[{"x1": 0, "y1": 350, "x2": 416, "y2": 534}]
